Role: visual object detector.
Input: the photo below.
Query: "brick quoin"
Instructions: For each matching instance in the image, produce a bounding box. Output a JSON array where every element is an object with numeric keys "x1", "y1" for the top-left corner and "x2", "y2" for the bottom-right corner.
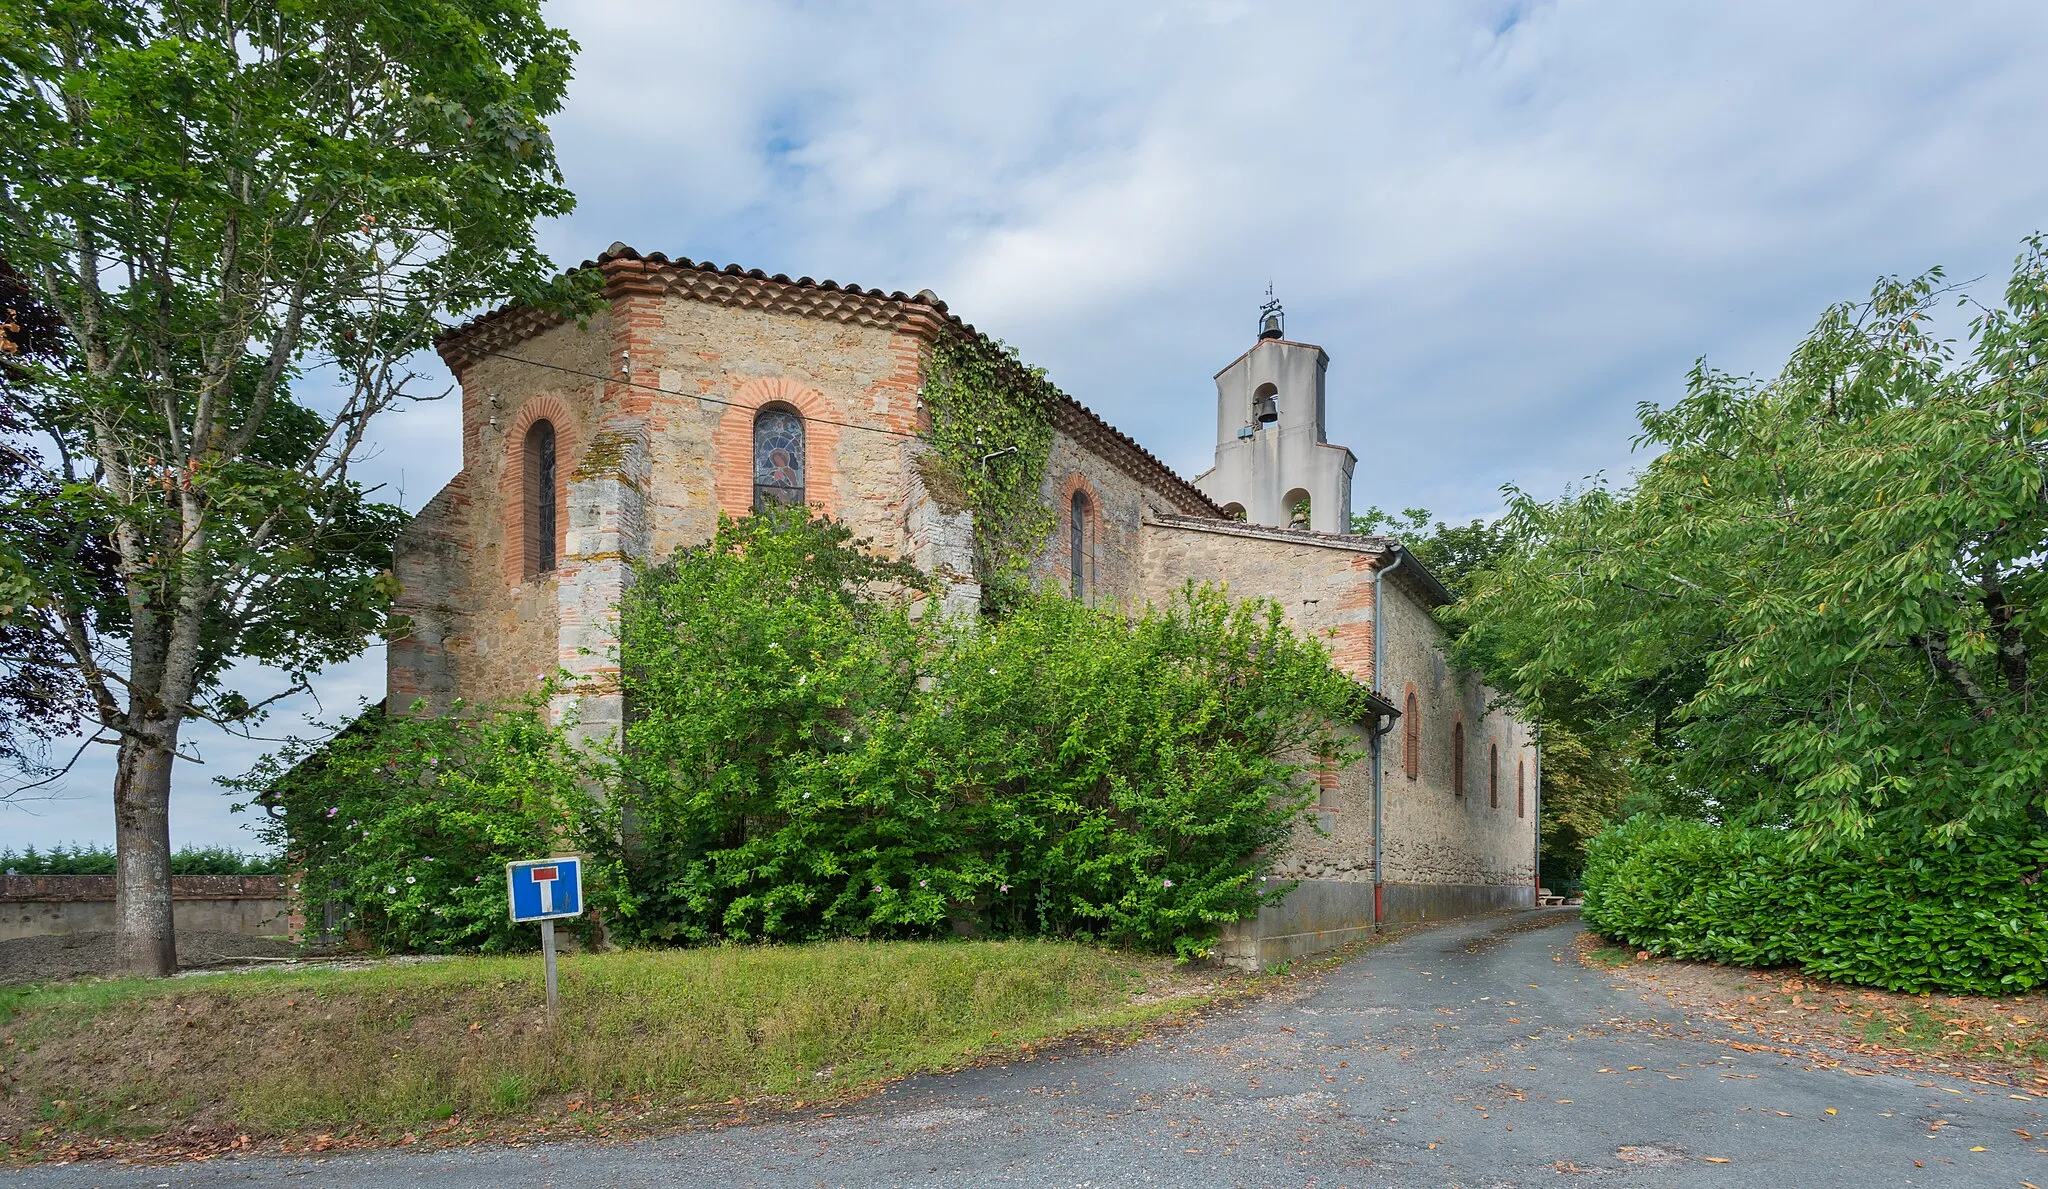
[
  {"x1": 713, "y1": 376, "x2": 846, "y2": 519},
  {"x1": 499, "y1": 393, "x2": 582, "y2": 587}
]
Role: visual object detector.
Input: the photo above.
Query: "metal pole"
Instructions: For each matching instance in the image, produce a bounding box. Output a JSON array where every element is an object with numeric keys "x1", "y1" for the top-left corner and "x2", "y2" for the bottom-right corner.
[{"x1": 540, "y1": 919, "x2": 560, "y2": 1013}]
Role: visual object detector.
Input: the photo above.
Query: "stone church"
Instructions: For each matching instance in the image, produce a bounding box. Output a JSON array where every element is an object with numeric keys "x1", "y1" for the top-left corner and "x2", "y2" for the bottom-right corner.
[{"x1": 392, "y1": 244, "x2": 1538, "y2": 967}]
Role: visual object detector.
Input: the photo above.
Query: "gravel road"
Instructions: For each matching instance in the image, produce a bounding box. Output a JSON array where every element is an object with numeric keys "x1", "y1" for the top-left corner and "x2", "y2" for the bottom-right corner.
[{"x1": 8, "y1": 908, "x2": 2042, "y2": 1187}]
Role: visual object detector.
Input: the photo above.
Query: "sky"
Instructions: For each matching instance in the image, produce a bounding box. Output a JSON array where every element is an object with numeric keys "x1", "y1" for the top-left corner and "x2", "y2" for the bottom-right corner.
[{"x1": 9, "y1": 0, "x2": 2048, "y2": 852}]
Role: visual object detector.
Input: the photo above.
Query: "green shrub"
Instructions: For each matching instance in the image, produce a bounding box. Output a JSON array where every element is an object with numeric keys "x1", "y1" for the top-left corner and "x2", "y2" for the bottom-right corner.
[
  {"x1": 237, "y1": 701, "x2": 588, "y2": 953},
  {"x1": 1581, "y1": 816, "x2": 2048, "y2": 994},
  {"x1": 0, "y1": 844, "x2": 282, "y2": 876},
  {"x1": 588, "y1": 508, "x2": 1362, "y2": 959},
  {"x1": 247, "y1": 509, "x2": 1364, "y2": 960}
]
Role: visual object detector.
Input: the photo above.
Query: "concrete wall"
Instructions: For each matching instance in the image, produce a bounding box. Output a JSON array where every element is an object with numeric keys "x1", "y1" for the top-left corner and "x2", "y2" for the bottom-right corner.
[
  {"x1": 0, "y1": 876, "x2": 289, "y2": 941},
  {"x1": 1194, "y1": 338, "x2": 1356, "y2": 534}
]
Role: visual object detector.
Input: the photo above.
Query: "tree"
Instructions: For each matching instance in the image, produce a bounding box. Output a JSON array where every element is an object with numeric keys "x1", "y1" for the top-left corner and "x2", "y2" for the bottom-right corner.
[
  {"x1": 1353, "y1": 505, "x2": 1653, "y2": 873},
  {"x1": 1456, "y1": 240, "x2": 2048, "y2": 842},
  {"x1": 1351, "y1": 505, "x2": 1516, "y2": 600},
  {"x1": 0, "y1": 0, "x2": 584, "y2": 975},
  {"x1": 0, "y1": 260, "x2": 115, "y2": 775}
]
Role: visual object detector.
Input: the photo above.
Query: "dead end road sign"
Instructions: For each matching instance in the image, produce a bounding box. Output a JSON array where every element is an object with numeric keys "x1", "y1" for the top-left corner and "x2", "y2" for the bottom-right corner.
[
  {"x1": 507, "y1": 857, "x2": 583, "y2": 922},
  {"x1": 507, "y1": 857, "x2": 583, "y2": 1012}
]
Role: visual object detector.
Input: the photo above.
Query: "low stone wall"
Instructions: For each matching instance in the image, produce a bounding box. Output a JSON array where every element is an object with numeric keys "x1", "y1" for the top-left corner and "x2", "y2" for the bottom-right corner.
[
  {"x1": 1212, "y1": 879, "x2": 1536, "y2": 970},
  {"x1": 0, "y1": 875, "x2": 290, "y2": 941}
]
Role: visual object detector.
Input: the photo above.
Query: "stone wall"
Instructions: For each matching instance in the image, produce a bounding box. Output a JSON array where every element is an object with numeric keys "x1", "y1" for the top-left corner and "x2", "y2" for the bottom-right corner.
[
  {"x1": 1034, "y1": 429, "x2": 1152, "y2": 603},
  {"x1": 1140, "y1": 515, "x2": 1379, "y2": 682},
  {"x1": 389, "y1": 313, "x2": 612, "y2": 714},
  {"x1": 0, "y1": 876, "x2": 289, "y2": 941},
  {"x1": 396, "y1": 280, "x2": 933, "y2": 718},
  {"x1": 1141, "y1": 516, "x2": 1538, "y2": 965},
  {"x1": 1375, "y1": 571, "x2": 1538, "y2": 909}
]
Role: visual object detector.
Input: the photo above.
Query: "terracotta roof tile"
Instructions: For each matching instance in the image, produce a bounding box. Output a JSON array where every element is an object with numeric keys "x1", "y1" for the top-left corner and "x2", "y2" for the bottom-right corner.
[{"x1": 435, "y1": 245, "x2": 1223, "y2": 518}]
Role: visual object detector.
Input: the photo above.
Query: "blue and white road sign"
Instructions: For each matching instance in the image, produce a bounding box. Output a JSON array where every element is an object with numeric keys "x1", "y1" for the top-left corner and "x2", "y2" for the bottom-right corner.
[{"x1": 506, "y1": 856, "x2": 583, "y2": 922}]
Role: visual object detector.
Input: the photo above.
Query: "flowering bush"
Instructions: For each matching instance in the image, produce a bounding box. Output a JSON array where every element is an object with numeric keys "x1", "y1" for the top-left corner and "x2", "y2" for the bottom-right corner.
[
  {"x1": 238, "y1": 700, "x2": 588, "y2": 952},
  {"x1": 255, "y1": 510, "x2": 1365, "y2": 960},
  {"x1": 589, "y1": 508, "x2": 1363, "y2": 959}
]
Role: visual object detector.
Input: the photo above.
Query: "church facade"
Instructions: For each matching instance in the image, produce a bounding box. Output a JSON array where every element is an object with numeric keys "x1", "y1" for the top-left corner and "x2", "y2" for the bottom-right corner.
[{"x1": 392, "y1": 245, "x2": 1538, "y2": 967}]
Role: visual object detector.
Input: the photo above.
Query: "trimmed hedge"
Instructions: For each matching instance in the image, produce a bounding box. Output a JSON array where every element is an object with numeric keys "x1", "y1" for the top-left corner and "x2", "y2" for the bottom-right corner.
[{"x1": 1581, "y1": 817, "x2": 2048, "y2": 994}]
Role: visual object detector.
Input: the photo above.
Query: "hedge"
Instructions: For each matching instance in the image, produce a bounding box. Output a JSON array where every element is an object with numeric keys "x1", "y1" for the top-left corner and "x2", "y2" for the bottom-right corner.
[{"x1": 1580, "y1": 816, "x2": 2048, "y2": 994}]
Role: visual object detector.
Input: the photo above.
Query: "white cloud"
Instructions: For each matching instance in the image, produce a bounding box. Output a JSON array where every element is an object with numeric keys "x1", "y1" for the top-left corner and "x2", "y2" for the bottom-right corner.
[{"x1": 12, "y1": 0, "x2": 2048, "y2": 846}]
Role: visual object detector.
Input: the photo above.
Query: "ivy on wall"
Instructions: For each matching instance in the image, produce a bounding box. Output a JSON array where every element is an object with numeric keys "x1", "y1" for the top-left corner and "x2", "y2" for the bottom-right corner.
[{"x1": 919, "y1": 332, "x2": 1059, "y2": 610}]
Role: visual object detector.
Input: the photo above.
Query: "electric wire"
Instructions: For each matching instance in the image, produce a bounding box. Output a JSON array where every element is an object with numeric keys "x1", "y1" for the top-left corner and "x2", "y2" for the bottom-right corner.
[{"x1": 466, "y1": 346, "x2": 932, "y2": 445}]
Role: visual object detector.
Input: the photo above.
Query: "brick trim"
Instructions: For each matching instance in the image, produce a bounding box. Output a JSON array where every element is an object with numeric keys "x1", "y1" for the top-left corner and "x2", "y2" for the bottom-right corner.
[
  {"x1": 1451, "y1": 719, "x2": 1467, "y2": 797},
  {"x1": 1402, "y1": 683, "x2": 1420, "y2": 780},
  {"x1": 714, "y1": 377, "x2": 844, "y2": 520},
  {"x1": 1058, "y1": 471, "x2": 1101, "y2": 599},
  {"x1": 500, "y1": 394, "x2": 582, "y2": 587},
  {"x1": 435, "y1": 246, "x2": 1223, "y2": 520}
]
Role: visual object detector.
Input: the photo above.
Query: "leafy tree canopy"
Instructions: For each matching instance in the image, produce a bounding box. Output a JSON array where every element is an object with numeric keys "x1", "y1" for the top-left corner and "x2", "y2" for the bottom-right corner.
[
  {"x1": 1455, "y1": 238, "x2": 2048, "y2": 842},
  {"x1": 0, "y1": 0, "x2": 585, "y2": 973}
]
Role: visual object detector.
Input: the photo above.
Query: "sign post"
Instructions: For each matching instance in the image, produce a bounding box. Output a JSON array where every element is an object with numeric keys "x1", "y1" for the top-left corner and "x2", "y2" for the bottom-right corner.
[{"x1": 506, "y1": 857, "x2": 583, "y2": 1013}]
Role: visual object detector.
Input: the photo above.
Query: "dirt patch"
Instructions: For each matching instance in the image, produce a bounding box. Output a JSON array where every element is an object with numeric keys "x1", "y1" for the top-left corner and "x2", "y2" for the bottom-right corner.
[
  {"x1": 1574, "y1": 931, "x2": 2048, "y2": 1089},
  {"x1": 0, "y1": 931, "x2": 301, "y2": 985}
]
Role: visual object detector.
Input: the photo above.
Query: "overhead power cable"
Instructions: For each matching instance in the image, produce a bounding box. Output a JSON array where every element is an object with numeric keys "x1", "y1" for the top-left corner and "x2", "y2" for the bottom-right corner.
[{"x1": 468, "y1": 346, "x2": 929, "y2": 445}]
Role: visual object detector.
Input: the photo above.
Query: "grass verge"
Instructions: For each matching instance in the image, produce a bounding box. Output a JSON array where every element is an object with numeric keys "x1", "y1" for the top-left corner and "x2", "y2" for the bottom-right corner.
[{"x1": 0, "y1": 938, "x2": 1238, "y2": 1162}]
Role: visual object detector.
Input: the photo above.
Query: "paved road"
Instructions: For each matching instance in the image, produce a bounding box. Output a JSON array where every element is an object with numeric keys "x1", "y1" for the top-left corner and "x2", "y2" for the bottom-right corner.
[{"x1": 11, "y1": 909, "x2": 2044, "y2": 1187}]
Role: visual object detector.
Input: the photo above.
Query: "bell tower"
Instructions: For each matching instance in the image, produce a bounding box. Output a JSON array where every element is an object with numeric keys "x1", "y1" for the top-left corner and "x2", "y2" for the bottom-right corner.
[{"x1": 1192, "y1": 295, "x2": 1356, "y2": 533}]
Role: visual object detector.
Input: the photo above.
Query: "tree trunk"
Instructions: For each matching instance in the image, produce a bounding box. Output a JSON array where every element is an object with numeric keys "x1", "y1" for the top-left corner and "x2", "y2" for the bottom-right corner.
[{"x1": 112, "y1": 717, "x2": 179, "y2": 977}]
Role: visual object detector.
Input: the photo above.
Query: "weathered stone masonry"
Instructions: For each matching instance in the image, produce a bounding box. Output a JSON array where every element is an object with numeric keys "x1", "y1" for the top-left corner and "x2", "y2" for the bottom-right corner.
[{"x1": 392, "y1": 245, "x2": 1539, "y2": 970}]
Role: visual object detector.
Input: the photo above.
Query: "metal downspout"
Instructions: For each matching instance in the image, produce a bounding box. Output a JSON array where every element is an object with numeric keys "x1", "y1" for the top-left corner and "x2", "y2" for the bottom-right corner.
[
  {"x1": 1372, "y1": 550, "x2": 1404, "y2": 929},
  {"x1": 1532, "y1": 727, "x2": 1543, "y2": 902}
]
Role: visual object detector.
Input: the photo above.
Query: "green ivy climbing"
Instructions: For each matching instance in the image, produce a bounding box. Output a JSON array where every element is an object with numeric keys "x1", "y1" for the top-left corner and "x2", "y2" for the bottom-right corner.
[{"x1": 919, "y1": 332, "x2": 1058, "y2": 610}]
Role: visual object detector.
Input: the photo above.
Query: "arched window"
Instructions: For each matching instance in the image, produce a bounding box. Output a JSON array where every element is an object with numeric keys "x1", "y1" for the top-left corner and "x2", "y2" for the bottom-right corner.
[
  {"x1": 1069, "y1": 489, "x2": 1092, "y2": 599},
  {"x1": 1517, "y1": 758, "x2": 1526, "y2": 819},
  {"x1": 523, "y1": 419, "x2": 557, "y2": 577},
  {"x1": 1283, "y1": 488, "x2": 1311, "y2": 529},
  {"x1": 1402, "y1": 685, "x2": 1420, "y2": 780},
  {"x1": 1451, "y1": 721, "x2": 1466, "y2": 798},
  {"x1": 1489, "y1": 742, "x2": 1500, "y2": 808},
  {"x1": 1220, "y1": 502, "x2": 1247, "y2": 522},
  {"x1": 753, "y1": 406, "x2": 806, "y2": 509},
  {"x1": 1251, "y1": 382, "x2": 1279, "y2": 426}
]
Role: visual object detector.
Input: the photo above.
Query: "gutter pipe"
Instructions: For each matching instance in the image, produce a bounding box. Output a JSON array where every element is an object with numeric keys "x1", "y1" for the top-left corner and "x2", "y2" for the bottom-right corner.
[
  {"x1": 1532, "y1": 724, "x2": 1543, "y2": 902},
  {"x1": 1371, "y1": 549, "x2": 1404, "y2": 929}
]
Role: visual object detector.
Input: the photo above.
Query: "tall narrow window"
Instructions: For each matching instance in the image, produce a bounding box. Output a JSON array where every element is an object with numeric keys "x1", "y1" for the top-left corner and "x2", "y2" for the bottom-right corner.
[
  {"x1": 753, "y1": 406, "x2": 806, "y2": 509},
  {"x1": 1402, "y1": 686, "x2": 1420, "y2": 780},
  {"x1": 524, "y1": 419, "x2": 557, "y2": 577},
  {"x1": 1069, "y1": 490, "x2": 1091, "y2": 599},
  {"x1": 1451, "y1": 721, "x2": 1466, "y2": 797},
  {"x1": 1517, "y1": 758, "x2": 1526, "y2": 818},
  {"x1": 1489, "y1": 742, "x2": 1500, "y2": 808}
]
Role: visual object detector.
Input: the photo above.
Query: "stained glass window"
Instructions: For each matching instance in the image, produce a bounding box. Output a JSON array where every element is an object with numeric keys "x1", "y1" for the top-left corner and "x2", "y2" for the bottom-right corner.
[
  {"x1": 525, "y1": 419, "x2": 556, "y2": 576},
  {"x1": 1070, "y1": 490, "x2": 1090, "y2": 599},
  {"x1": 753, "y1": 407, "x2": 805, "y2": 509}
]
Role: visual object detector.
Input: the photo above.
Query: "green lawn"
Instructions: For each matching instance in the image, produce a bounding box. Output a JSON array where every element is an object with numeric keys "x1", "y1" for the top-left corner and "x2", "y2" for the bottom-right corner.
[{"x1": 0, "y1": 939, "x2": 1230, "y2": 1155}]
